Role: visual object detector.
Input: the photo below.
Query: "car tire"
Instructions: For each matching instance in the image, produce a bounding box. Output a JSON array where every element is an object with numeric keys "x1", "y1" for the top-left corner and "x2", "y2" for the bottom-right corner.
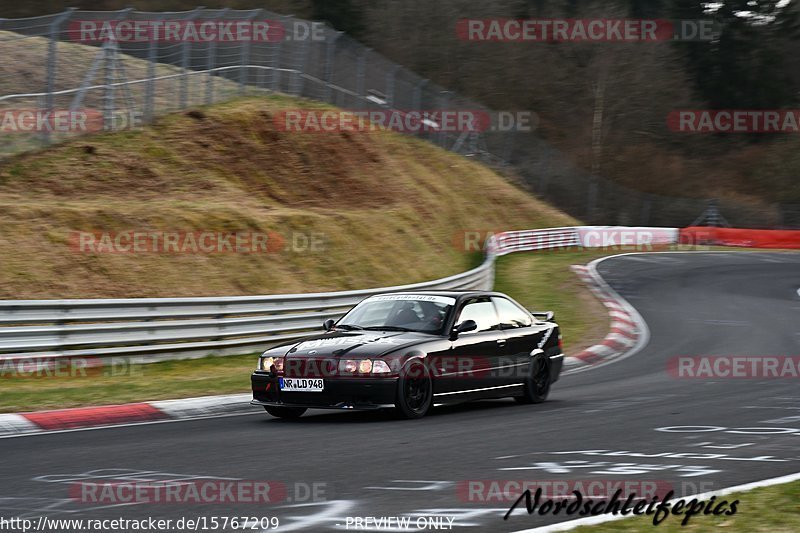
[
  {"x1": 394, "y1": 360, "x2": 433, "y2": 419},
  {"x1": 515, "y1": 355, "x2": 551, "y2": 404},
  {"x1": 264, "y1": 406, "x2": 307, "y2": 419}
]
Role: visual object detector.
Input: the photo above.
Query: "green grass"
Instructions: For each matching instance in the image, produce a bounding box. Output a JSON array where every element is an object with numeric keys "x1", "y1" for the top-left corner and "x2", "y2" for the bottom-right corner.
[
  {"x1": 0, "y1": 354, "x2": 258, "y2": 413},
  {"x1": 494, "y1": 249, "x2": 614, "y2": 354},
  {"x1": 573, "y1": 479, "x2": 800, "y2": 532}
]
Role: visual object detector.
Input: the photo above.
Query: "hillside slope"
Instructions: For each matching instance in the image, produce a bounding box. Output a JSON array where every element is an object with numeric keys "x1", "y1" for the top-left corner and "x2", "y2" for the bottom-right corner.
[{"x1": 0, "y1": 95, "x2": 576, "y2": 299}]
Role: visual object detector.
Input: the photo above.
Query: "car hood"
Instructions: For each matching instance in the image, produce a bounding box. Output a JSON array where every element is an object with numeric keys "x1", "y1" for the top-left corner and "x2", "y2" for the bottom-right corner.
[{"x1": 274, "y1": 331, "x2": 434, "y2": 358}]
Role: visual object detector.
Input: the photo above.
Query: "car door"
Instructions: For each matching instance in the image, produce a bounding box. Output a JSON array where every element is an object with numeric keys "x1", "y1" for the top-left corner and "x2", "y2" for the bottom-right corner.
[
  {"x1": 432, "y1": 296, "x2": 507, "y2": 402},
  {"x1": 492, "y1": 296, "x2": 553, "y2": 384}
]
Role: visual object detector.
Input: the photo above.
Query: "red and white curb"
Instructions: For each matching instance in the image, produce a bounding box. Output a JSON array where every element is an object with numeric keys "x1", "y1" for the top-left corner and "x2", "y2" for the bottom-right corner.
[
  {"x1": 563, "y1": 258, "x2": 649, "y2": 373},
  {"x1": 0, "y1": 393, "x2": 253, "y2": 438}
]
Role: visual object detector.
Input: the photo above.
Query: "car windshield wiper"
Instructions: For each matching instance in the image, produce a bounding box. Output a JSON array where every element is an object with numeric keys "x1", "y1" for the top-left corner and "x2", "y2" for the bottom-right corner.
[
  {"x1": 335, "y1": 323, "x2": 364, "y2": 331},
  {"x1": 362, "y1": 326, "x2": 414, "y2": 332}
]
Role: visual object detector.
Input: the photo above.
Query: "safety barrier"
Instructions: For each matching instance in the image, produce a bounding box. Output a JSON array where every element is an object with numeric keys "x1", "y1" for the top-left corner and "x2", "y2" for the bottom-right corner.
[
  {"x1": 0, "y1": 226, "x2": 677, "y2": 362},
  {"x1": 680, "y1": 226, "x2": 800, "y2": 249}
]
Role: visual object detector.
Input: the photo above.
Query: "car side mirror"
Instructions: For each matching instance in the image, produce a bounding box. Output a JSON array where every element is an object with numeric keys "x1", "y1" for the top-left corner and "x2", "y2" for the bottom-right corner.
[
  {"x1": 323, "y1": 319, "x2": 336, "y2": 331},
  {"x1": 451, "y1": 319, "x2": 477, "y2": 339}
]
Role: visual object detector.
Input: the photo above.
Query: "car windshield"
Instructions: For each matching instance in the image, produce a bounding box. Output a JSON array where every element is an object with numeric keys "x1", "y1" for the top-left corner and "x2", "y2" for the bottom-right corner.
[{"x1": 337, "y1": 294, "x2": 455, "y2": 334}]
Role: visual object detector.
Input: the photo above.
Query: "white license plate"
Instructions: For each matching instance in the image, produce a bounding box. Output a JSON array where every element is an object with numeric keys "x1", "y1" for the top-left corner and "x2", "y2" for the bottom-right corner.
[{"x1": 280, "y1": 378, "x2": 324, "y2": 392}]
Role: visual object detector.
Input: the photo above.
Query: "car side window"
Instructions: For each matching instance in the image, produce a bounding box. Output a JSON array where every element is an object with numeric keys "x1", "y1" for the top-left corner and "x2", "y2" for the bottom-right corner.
[
  {"x1": 492, "y1": 297, "x2": 533, "y2": 328},
  {"x1": 457, "y1": 299, "x2": 501, "y2": 333}
]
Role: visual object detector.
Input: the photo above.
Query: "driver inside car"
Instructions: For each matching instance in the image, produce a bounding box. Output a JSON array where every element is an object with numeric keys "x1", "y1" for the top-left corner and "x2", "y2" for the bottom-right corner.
[
  {"x1": 389, "y1": 301, "x2": 421, "y2": 326},
  {"x1": 418, "y1": 301, "x2": 444, "y2": 328}
]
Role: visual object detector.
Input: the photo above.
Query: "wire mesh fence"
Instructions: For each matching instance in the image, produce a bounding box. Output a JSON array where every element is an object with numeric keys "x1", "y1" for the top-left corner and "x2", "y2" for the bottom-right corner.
[{"x1": 0, "y1": 8, "x2": 796, "y2": 228}]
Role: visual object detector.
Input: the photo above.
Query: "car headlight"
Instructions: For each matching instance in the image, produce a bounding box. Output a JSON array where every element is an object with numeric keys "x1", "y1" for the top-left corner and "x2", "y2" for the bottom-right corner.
[
  {"x1": 338, "y1": 359, "x2": 391, "y2": 374},
  {"x1": 371, "y1": 360, "x2": 391, "y2": 374},
  {"x1": 340, "y1": 360, "x2": 358, "y2": 373},
  {"x1": 261, "y1": 356, "x2": 276, "y2": 371}
]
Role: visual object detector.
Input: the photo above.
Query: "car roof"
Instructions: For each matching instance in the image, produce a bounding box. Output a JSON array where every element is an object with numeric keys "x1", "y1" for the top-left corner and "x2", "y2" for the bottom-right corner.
[{"x1": 376, "y1": 290, "x2": 506, "y2": 301}]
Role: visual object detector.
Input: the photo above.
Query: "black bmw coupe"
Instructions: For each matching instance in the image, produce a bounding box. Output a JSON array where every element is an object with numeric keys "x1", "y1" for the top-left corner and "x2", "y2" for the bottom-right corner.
[{"x1": 251, "y1": 291, "x2": 563, "y2": 419}]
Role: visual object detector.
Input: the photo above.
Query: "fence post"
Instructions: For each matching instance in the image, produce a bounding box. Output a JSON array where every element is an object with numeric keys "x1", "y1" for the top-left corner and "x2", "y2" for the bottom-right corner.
[
  {"x1": 640, "y1": 195, "x2": 652, "y2": 226},
  {"x1": 240, "y1": 9, "x2": 261, "y2": 95},
  {"x1": 412, "y1": 79, "x2": 428, "y2": 110},
  {"x1": 205, "y1": 8, "x2": 228, "y2": 104},
  {"x1": 145, "y1": 15, "x2": 162, "y2": 122},
  {"x1": 322, "y1": 31, "x2": 342, "y2": 102},
  {"x1": 386, "y1": 64, "x2": 400, "y2": 107},
  {"x1": 102, "y1": 41, "x2": 118, "y2": 132},
  {"x1": 501, "y1": 129, "x2": 515, "y2": 166},
  {"x1": 292, "y1": 35, "x2": 310, "y2": 96},
  {"x1": 271, "y1": 15, "x2": 290, "y2": 91},
  {"x1": 103, "y1": 8, "x2": 135, "y2": 132},
  {"x1": 586, "y1": 176, "x2": 599, "y2": 223},
  {"x1": 537, "y1": 145, "x2": 551, "y2": 194},
  {"x1": 42, "y1": 8, "x2": 75, "y2": 144},
  {"x1": 180, "y1": 7, "x2": 204, "y2": 109},
  {"x1": 356, "y1": 47, "x2": 370, "y2": 97},
  {"x1": 438, "y1": 91, "x2": 451, "y2": 148}
]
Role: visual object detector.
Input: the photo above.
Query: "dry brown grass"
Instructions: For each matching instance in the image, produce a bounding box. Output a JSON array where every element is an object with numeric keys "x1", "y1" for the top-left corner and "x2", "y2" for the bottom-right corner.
[{"x1": 0, "y1": 95, "x2": 576, "y2": 299}]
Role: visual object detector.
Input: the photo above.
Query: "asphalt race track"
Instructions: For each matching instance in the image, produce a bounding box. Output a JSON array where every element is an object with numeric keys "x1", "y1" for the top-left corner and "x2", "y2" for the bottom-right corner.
[{"x1": 2, "y1": 252, "x2": 800, "y2": 532}]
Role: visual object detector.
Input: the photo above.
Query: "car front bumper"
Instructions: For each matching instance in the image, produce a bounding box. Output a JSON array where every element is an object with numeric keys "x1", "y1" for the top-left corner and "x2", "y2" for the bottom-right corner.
[
  {"x1": 251, "y1": 372, "x2": 399, "y2": 410},
  {"x1": 549, "y1": 353, "x2": 564, "y2": 383}
]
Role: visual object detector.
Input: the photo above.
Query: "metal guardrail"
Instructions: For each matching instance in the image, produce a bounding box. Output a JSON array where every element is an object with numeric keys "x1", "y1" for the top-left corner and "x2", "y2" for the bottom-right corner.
[
  {"x1": 0, "y1": 247, "x2": 497, "y2": 362},
  {"x1": 0, "y1": 226, "x2": 679, "y2": 362}
]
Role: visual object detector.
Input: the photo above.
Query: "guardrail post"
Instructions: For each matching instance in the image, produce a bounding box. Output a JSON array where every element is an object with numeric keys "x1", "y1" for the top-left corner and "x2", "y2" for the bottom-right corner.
[
  {"x1": 240, "y1": 9, "x2": 261, "y2": 95},
  {"x1": 180, "y1": 7, "x2": 204, "y2": 109},
  {"x1": 42, "y1": 8, "x2": 75, "y2": 145}
]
